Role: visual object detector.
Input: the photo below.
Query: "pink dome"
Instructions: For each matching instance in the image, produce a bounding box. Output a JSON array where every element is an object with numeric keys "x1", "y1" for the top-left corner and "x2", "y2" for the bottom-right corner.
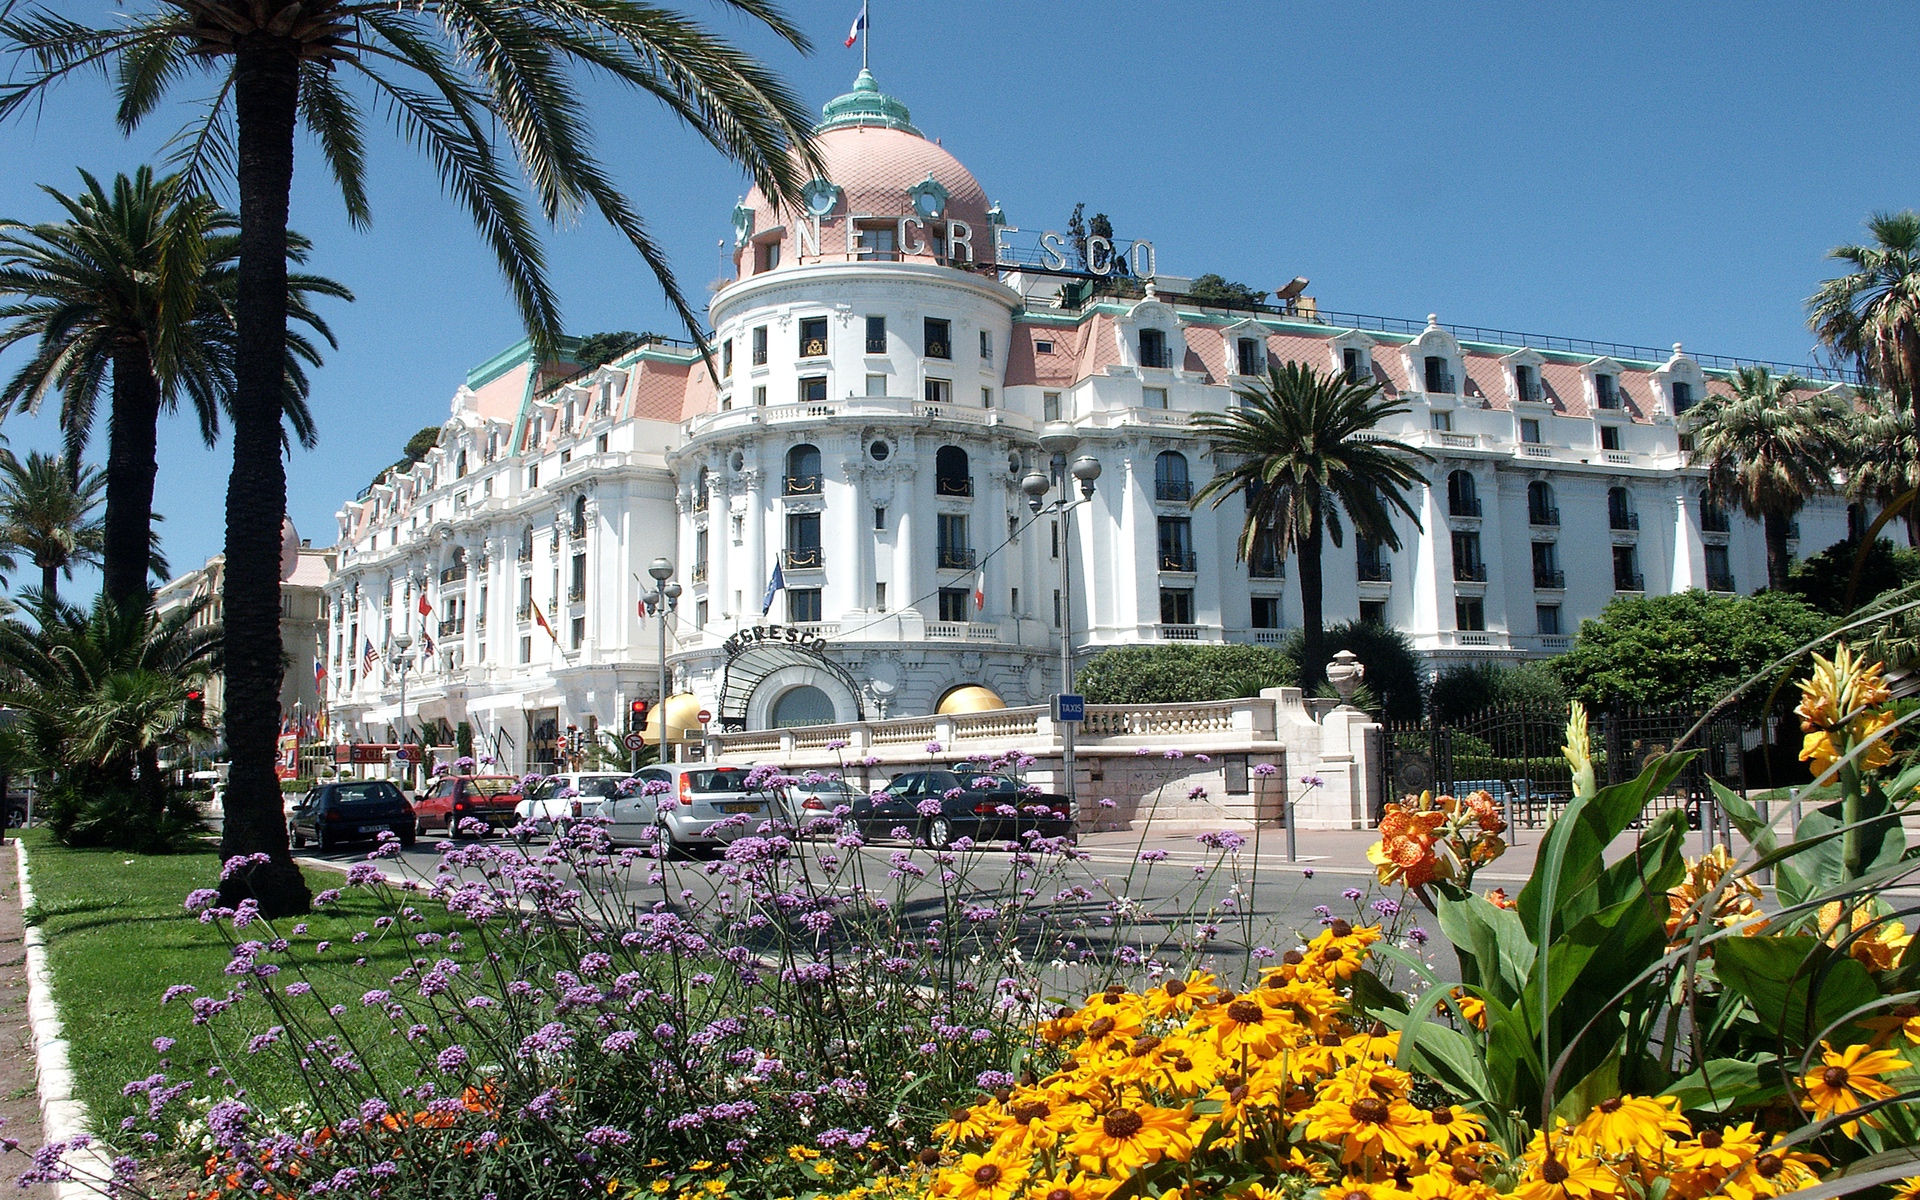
[{"x1": 732, "y1": 74, "x2": 991, "y2": 268}]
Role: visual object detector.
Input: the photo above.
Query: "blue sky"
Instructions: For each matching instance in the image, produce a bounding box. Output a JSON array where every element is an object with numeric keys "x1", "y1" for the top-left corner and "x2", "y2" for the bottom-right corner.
[{"x1": 1, "y1": 0, "x2": 1915, "y2": 585}]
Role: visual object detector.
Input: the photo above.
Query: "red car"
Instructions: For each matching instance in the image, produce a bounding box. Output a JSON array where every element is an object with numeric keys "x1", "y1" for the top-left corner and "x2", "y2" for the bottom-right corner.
[{"x1": 413, "y1": 774, "x2": 523, "y2": 837}]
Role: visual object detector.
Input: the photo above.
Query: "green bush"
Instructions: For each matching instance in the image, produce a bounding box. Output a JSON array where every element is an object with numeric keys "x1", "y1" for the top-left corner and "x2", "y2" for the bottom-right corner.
[
  {"x1": 1783, "y1": 535, "x2": 1920, "y2": 614},
  {"x1": 43, "y1": 777, "x2": 205, "y2": 853},
  {"x1": 1076, "y1": 643, "x2": 1298, "y2": 705},
  {"x1": 1557, "y1": 590, "x2": 1831, "y2": 713},
  {"x1": 1285, "y1": 621, "x2": 1425, "y2": 721},
  {"x1": 1430, "y1": 659, "x2": 1568, "y2": 723}
]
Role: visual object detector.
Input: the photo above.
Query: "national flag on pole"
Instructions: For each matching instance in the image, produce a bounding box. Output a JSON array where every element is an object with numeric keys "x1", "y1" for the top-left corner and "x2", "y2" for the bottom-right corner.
[
  {"x1": 532, "y1": 602, "x2": 561, "y2": 645},
  {"x1": 362, "y1": 637, "x2": 379, "y2": 673},
  {"x1": 314, "y1": 658, "x2": 327, "y2": 686},
  {"x1": 761, "y1": 559, "x2": 785, "y2": 616},
  {"x1": 974, "y1": 568, "x2": 986, "y2": 611},
  {"x1": 419, "y1": 627, "x2": 435, "y2": 657},
  {"x1": 844, "y1": 1, "x2": 866, "y2": 47},
  {"x1": 418, "y1": 592, "x2": 432, "y2": 617}
]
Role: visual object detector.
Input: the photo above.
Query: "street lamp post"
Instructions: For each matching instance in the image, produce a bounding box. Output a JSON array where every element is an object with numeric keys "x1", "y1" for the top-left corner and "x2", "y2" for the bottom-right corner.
[
  {"x1": 644, "y1": 557, "x2": 681, "y2": 763},
  {"x1": 392, "y1": 632, "x2": 414, "y2": 788},
  {"x1": 1022, "y1": 427, "x2": 1102, "y2": 823}
]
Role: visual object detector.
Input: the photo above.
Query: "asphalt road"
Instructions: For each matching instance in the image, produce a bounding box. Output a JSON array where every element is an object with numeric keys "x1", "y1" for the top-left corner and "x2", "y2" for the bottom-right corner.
[{"x1": 294, "y1": 826, "x2": 1461, "y2": 990}]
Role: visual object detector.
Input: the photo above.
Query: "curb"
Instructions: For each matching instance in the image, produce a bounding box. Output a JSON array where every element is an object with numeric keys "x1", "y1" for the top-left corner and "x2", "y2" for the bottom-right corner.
[{"x1": 14, "y1": 839, "x2": 110, "y2": 1199}]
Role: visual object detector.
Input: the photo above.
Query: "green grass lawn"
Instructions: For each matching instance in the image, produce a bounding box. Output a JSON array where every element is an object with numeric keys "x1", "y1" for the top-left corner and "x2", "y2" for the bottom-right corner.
[{"x1": 18, "y1": 830, "x2": 483, "y2": 1130}]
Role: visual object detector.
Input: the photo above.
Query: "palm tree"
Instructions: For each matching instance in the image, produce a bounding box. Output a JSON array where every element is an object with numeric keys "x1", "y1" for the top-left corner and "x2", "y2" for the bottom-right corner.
[
  {"x1": 0, "y1": 167, "x2": 346, "y2": 612},
  {"x1": 1844, "y1": 387, "x2": 1920, "y2": 547},
  {"x1": 1192, "y1": 361, "x2": 1432, "y2": 685},
  {"x1": 1686, "y1": 366, "x2": 1850, "y2": 590},
  {"x1": 0, "y1": 450, "x2": 114, "y2": 604},
  {"x1": 0, "y1": 2, "x2": 822, "y2": 914},
  {"x1": 1808, "y1": 211, "x2": 1920, "y2": 415},
  {"x1": 0, "y1": 592, "x2": 219, "y2": 848}
]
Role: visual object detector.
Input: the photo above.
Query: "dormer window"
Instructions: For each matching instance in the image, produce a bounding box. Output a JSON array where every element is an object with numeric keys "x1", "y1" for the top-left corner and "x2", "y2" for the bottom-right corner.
[
  {"x1": 1343, "y1": 347, "x2": 1366, "y2": 384},
  {"x1": 856, "y1": 223, "x2": 897, "y2": 261},
  {"x1": 1595, "y1": 374, "x2": 1620, "y2": 409},
  {"x1": 1671, "y1": 380, "x2": 1693, "y2": 412},
  {"x1": 1236, "y1": 337, "x2": 1262, "y2": 377},
  {"x1": 1034, "y1": 339, "x2": 1055, "y2": 355},
  {"x1": 1514, "y1": 365, "x2": 1541, "y2": 402},
  {"x1": 756, "y1": 239, "x2": 780, "y2": 273},
  {"x1": 1140, "y1": 328, "x2": 1170, "y2": 369},
  {"x1": 799, "y1": 317, "x2": 828, "y2": 359},
  {"x1": 1424, "y1": 355, "x2": 1455, "y2": 394}
]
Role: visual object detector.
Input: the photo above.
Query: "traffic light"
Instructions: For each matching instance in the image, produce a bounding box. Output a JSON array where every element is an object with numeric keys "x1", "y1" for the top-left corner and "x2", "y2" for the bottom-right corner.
[
  {"x1": 629, "y1": 699, "x2": 648, "y2": 734},
  {"x1": 185, "y1": 689, "x2": 205, "y2": 724}
]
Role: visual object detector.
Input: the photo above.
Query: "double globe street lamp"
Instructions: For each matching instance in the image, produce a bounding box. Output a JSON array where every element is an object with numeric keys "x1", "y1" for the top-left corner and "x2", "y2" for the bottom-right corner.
[
  {"x1": 1021, "y1": 423, "x2": 1102, "y2": 822},
  {"x1": 643, "y1": 556, "x2": 681, "y2": 763}
]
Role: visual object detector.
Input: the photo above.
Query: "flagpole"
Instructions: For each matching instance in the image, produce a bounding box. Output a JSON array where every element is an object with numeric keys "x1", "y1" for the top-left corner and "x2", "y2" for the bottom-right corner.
[{"x1": 863, "y1": 0, "x2": 869, "y2": 72}]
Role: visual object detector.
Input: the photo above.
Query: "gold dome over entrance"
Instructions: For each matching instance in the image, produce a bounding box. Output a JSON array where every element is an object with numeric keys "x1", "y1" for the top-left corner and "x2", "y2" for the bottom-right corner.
[{"x1": 937, "y1": 686, "x2": 1005, "y2": 715}]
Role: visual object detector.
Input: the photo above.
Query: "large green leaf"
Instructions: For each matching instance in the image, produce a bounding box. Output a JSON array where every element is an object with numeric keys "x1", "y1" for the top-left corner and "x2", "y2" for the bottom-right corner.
[
  {"x1": 1791, "y1": 798, "x2": 1905, "y2": 895},
  {"x1": 1436, "y1": 892, "x2": 1534, "y2": 1006},
  {"x1": 1665, "y1": 1056, "x2": 1788, "y2": 1114},
  {"x1": 1714, "y1": 936, "x2": 1884, "y2": 1047},
  {"x1": 1518, "y1": 755, "x2": 1692, "y2": 941},
  {"x1": 1715, "y1": 780, "x2": 1811, "y2": 907}
]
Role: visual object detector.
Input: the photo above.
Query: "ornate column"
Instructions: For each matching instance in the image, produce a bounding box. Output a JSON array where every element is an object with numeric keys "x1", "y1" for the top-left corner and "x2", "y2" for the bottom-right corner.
[{"x1": 743, "y1": 464, "x2": 767, "y2": 622}]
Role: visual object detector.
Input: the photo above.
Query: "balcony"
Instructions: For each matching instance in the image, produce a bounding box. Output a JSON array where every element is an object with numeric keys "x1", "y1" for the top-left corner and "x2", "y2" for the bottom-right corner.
[
  {"x1": 783, "y1": 473, "x2": 823, "y2": 496},
  {"x1": 690, "y1": 561, "x2": 709, "y2": 584},
  {"x1": 1139, "y1": 346, "x2": 1174, "y2": 369},
  {"x1": 1155, "y1": 478, "x2": 1193, "y2": 502},
  {"x1": 935, "y1": 474, "x2": 974, "y2": 498},
  {"x1": 1528, "y1": 507, "x2": 1560, "y2": 527},
  {"x1": 1249, "y1": 557, "x2": 1285, "y2": 580},
  {"x1": 1159, "y1": 624, "x2": 1201, "y2": 641},
  {"x1": 1426, "y1": 372, "x2": 1457, "y2": 394},
  {"x1": 925, "y1": 341, "x2": 951, "y2": 360},
  {"x1": 1615, "y1": 573, "x2": 1645, "y2": 593},
  {"x1": 1358, "y1": 561, "x2": 1392, "y2": 583},
  {"x1": 439, "y1": 564, "x2": 467, "y2": 585},
  {"x1": 1449, "y1": 497, "x2": 1483, "y2": 518},
  {"x1": 1706, "y1": 572, "x2": 1737, "y2": 594},
  {"x1": 1533, "y1": 568, "x2": 1566, "y2": 589},
  {"x1": 516, "y1": 603, "x2": 533, "y2": 621},
  {"x1": 438, "y1": 618, "x2": 464, "y2": 637},
  {"x1": 1159, "y1": 550, "x2": 1198, "y2": 573},
  {"x1": 783, "y1": 547, "x2": 824, "y2": 570},
  {"x1": 1454, "y1": 562, "x2": 1488, "y2": 583},
  {"x1": 567, "y1": 586, "x2": 585, "y2": 604},
  {"x1": 516, "y1": 544, "x2": 534, "y2": 563},
  {"x1": 1610, "y1": 511, "x2": 1640, "y2": 531},
  {"x1": 1518, "y1": 380, "x2": 1544, "y2": 403},
  {"x1": 937, "y1": 546, "x2": 977, "y2": 571},
  {"x1": 865, "y1": 336, "x2": 887, "y2": 354},
  {"x1": 1700, "y1": 509, "x2": 1731, "y2": 534},
  {"x1": 476, "y1": 616, "x2": 487, "y2": 633}
]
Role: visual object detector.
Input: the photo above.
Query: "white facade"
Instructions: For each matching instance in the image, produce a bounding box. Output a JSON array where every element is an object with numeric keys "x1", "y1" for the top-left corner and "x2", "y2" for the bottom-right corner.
[{"x1": 321, "y1": 73, "x2": 1856, "y2": 772}]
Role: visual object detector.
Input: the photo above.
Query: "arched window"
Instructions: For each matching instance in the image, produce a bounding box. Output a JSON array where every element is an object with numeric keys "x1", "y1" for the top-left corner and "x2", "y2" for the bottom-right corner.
[
  {"x1": 785, "y1": 444, "x2": 822, "y2": 495},
  {"x1": 1155, "y1": 451, "x2": 1191, "y2": 502},
  {"x1": 935, "y1": 446, "x2": 972, "y2": 497},
  {"x1": 1608, "y1": 487, "x2": 1637, "y2": 531},
  {"x1": 571, "y1": 495, "x2": 588, "y2": 540},
  {"x1": 695, "y1": 466, "x2": 710, "y2": 512},
  {"x1": 1447, "y1": 470, "x2": 1479, "y2": 517},
  {"x1": 456, "y1": 450, "x2": 468, "y2": 478},
  {"x1": 1527, "y1": 481, "x2": 1557, "y2": 526},
  {"x1": 771, "y1": 685, "x2": 836, "y2": 728},
  {"x1": 1699, "y1": 489, "x2": 1730, "y2": 533}
]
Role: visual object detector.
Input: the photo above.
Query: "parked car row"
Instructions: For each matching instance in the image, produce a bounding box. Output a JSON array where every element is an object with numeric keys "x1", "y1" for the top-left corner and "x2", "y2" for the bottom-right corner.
[{"x1": 288, "y1": 764, "x2": 1076, "y2": 855}]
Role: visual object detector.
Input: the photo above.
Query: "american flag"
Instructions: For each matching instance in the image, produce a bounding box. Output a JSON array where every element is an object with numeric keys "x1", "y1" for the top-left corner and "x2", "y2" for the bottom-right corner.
[{"x1": 362, "y1": 637, "x2": 379, "y2": 674}]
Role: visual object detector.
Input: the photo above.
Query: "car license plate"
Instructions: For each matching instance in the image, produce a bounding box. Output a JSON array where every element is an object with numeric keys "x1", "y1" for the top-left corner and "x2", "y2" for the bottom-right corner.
[
  {"x1": 357, "y1": 824, "x2": 383, "y2": 833},
  {"x1": 720, "y1": 802, "x2": 760, "y2": 815}
]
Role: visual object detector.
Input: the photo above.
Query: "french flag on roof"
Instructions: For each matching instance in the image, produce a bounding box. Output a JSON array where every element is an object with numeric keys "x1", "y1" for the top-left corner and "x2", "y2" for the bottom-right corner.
[{"x1": 845, "y1": 2, "x2": 866, "y2": 48}]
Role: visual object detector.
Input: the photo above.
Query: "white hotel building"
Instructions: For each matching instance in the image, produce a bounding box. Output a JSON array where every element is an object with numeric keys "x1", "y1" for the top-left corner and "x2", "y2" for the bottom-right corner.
[{"x1": 322, "y1": 72, "x2": 1855, "y2": 771}]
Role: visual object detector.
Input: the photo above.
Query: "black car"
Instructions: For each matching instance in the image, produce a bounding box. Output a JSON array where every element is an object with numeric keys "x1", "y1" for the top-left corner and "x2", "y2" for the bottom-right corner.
[
  {"x1": 859, "y1": 768, "x2": 1074, "y2": 848},
  {"x1": 289, "y1": 781, "x2": 417, "y2": 852}
]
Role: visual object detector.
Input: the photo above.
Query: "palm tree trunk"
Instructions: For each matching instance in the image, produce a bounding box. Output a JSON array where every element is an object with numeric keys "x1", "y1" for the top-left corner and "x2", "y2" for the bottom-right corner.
[
  {"x1": 39, "y1": 558, "x2": 57, "y2": 605},
  {"x1": 1763, "y1": 510, "x2": 1793, "y2": 591},
  {"x1": 216, "y1": 33, "x2": 310, "y2": 917},
  {"x1": 104, "y1": 348, "x2": 163, "y2": 612},
  {"x1": 1298, "y1": 508, "x2": 1326, "y2": 688}
]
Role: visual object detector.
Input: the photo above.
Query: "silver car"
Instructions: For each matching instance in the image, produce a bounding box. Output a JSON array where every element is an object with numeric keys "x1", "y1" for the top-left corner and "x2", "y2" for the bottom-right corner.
[
  {"x1": 514, "y1": 771, "x2": 631, "y2": 838},
  {"x1": 614, "y1": 764, "x2": 775, "y2": 855}
]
